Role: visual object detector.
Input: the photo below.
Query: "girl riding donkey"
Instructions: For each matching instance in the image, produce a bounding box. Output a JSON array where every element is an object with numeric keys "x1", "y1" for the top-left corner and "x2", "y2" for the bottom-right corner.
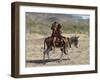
[
  {"x1": 43, "y1": 22, "x2": 71, "y2": 63},
  {"x1": 51, "y1": 22, "x2": 66, "y2": 49}
]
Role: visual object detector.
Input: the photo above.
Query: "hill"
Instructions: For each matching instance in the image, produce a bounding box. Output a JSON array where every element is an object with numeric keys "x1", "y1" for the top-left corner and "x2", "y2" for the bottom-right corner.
[{"x1": 26, "y1": 12, "x2": 89, "y2": 35}]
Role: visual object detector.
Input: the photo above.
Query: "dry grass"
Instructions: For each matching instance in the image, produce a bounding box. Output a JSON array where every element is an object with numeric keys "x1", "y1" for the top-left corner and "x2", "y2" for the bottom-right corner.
[{"x1": 25, "y1": 33, "x2": 89, "y2": 67}]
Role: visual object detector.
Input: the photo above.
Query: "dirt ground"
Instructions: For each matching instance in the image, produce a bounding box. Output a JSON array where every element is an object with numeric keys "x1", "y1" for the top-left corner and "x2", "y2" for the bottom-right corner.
[{"x1": 25, "y1": 33, "x2": 89, "y2": 67}]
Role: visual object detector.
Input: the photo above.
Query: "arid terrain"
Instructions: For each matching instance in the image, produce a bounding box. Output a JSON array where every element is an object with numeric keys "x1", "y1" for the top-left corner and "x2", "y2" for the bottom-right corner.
[
  {"x1": 25, "y1": 33, "x2": 89, "y2": 67},
  {"x1": 25, "y1": 12, "x2": 90, "y2": 67}
]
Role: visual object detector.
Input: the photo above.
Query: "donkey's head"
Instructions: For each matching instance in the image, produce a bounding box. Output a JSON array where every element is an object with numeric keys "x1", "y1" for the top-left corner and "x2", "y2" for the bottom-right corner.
[{"x1": 70, "y1": 36, "x2": 79, "y2": 48}]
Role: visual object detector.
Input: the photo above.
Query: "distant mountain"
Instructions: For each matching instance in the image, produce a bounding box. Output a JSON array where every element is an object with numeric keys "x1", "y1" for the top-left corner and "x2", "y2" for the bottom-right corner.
[{"x1": 26, "y1": 12, "x2": 89, "y2": 34}]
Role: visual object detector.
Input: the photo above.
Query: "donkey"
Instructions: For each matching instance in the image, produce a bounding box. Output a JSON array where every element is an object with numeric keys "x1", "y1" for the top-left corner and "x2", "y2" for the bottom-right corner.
[
  {"x1": 43, "y1": 36, "x2": 71, "y2": 64},
  {"x1": 69, "y1": 36, "x2": 79, "y2": 48}
]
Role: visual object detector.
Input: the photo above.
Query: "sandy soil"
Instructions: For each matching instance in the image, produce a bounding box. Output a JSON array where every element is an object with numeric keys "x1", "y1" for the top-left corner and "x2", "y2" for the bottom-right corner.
[{"x1": 25, "y1": 33, "x2": 89, "y2": 67}]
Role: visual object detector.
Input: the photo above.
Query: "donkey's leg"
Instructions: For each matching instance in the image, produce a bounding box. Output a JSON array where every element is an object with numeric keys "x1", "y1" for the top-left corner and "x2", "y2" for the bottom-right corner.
[
  {"x1": 43, "y1": 48, "x2": 47, "y2": 60},
  {"x1": 47, "y1": 52, "x2": 50, "y2": 61},
  {"x1": 60, "y1": 51, "x2": 63, "y2": 61},
  {"x1": 43, "y1": 47, "x2": 49, "y2": 64},
  {"x1": 52, "y1": 47, "x2": 55, "y2": 54},
  {"x1": 43, "y1": 51, "x2": 46, "y2": 64},
  {"x1": 64, "y1": 47, "x2": 70, "y2": 60},
  {"x1": 58, "y1": 48, "x2": 64, "y2": 63},
  {"x1": 64, "y1": 46, "x2": 68, "y2": 55},
  {"x1": 47, "y1": 47, "x2": 51, "y2": 60}
]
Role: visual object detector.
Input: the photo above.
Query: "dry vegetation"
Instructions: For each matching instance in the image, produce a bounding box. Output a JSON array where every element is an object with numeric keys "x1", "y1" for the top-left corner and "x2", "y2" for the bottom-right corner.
[
  {"x1": 25, "y1": 12, "x2": 90, "y2": 67},
  {"x1": 25, "y1": 33, "x2": 89, "y2": 67}
]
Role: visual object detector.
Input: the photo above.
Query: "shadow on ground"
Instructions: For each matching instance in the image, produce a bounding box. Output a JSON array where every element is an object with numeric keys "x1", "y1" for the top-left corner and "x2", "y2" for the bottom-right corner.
[{"x1": 26, "y1": 58, "x2": 70, "y2": 64}]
